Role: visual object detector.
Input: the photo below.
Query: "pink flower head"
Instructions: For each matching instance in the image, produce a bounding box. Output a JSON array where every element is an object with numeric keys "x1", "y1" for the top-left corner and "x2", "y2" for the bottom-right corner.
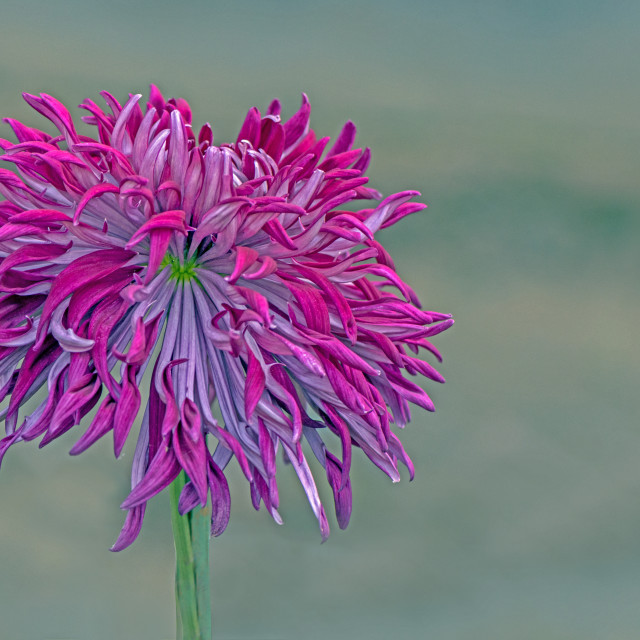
[{"x1": 0, "y1": 87, "x2": 452, "y2": 549}]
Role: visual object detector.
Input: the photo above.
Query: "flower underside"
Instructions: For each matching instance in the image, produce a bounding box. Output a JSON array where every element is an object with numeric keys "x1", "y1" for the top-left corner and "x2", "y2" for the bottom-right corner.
[{"x1": 0, "y1": 86, "x2": 452, "y2": 549}]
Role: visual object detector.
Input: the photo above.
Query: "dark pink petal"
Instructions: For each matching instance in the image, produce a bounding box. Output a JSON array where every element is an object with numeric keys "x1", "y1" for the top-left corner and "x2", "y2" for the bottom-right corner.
[
  {"x1": 42, "y1": 376, "x2": 101, "y2": 446},
  {"x1": 380, "y1": 365, "x2": 435, "y2": 412},
  {"x1": 70, "y1": 396, "x2": 116, "y2": 455},
  {"x1": 381, "y1": 201, "x2": 428, "y2": 229},
  {"x1": 259, "y1": 119, "x2": 285, "y2": 162},
  {"x1": 178, "y1": 481, "x2": 200, "y2": 515},
  {"x1": 120, "y1": 440, "x2": 181, "y2": 509},
  {"x1": 160, "y1": 360, "x2": 185, "y2": 436},
  {"x1": 0, "y1": 222, "x2": 50, "y2": 242},
  {"x1": 22, "y1": 93, "x2": 79, "y2": 143},
  {"x1": 113, "y1": 365, "x2": 142, "y2": 458},
  {"x1": 227, "y1": 246, "x2": 259, "y2": 284},
  {"x1": 237, "y1": 107, "x2": 261, "y2": 148},
  {"x1": 322, "y1": 404, "x2": 352, "y2": 490},
  {"x1": 180, "y1": 108, "x2": 195, "y2": 136},
  {"x1": 325, "y1": 452, "x2": 352, "y2": 529},
  {"x1": 110, "y1": 94, "x2": 142, "y2": 153},
  {"x1": 235, "y1": 286, "x2": 271, "y2": 325},
  {"x1": 352, "y1": 147, "x2": 371, "y2": 173},
  {"x1": 402, "y1": 354, "x2": 446, "y2": 383},
  {"x1": 126, "y1": 209, "x2": 188, "y2": 248},
  {"x1": 148, "y1": 84, "x2": 166, "y2": 111},
  {"x1": 198, "y1": 123, "x2": 213, "y2": 147},
  {"x1": 280, "y1": 130, "x2": 317, "y2": 166},
  {"x1": 326, "y1": 120, "x2": 356, "y2": 158},
  {"x1": 295, "y1": 265, "x2": 357, "y2": 342},
  {"x1": 168, "y1": 110, "x2": 188, "y2": 187},
  {"x1": 88, "y1": 297, "x2": 129, "y2": 396},
  {"x1": 283, "y1": 94, "x2": 310, "y2": 148},
  {"x1": 73, "y1": 183, "x2": 120, "y2": 223},
  {"x1": 3, "y1": 117, "x2": 51, "y2": 143},
  {"x1": 266, "y1": 99, "x2": 281, "y2": 117},
  {"x1": 209, "y1": 425, "x2": 253, "y2": 482},
  {"x1": 20, "y1": 365, "x2": 67, "y2": 441},
  {"x1": 117, "y1": 313, "x2": 162, "y2": 366},
  {"x1": 207, "y1": 459, "x2": 231, "y2": 536},
  {"x1": 258, "y1": 419, "x2": 276, "y2": 478},
  {"x1": 6, "y1": 338, "x2": 60, "y2": 428},
  {"x1": 0, "y1": 429, "x2": 24, "y2": 470},
  {"x1": 8, "y1": 208, "x2": 70, "y2": 226},
  {"x1": 36, "y1": 249, "x2": 135, "y2": 347},
  {"x1": 263, "y1": 219, "x2": 297, "y2": 250},
  {"x1": 147, "y1": 229, "x2": 172, "y2": 281},
  {"x1": 110, "y1": 505, "x2": 146, "y2": 552},
  {"x1": 295, "y1": 325, "x2": 378, "y2": 376},
  {"x1": 0, "y1": 317, "x2": 33, "y2": 343},
  {"x1": 243, "y1": 256, "x2": 277, "y2": 280},
  {"x1": 174, "y1": 403, "x2": 208, "y2": 506},
  {"x1": 318, "y1": 148, "x2": 361, "y2": 172},
  {"x1": 244, "y1": 351, "x2": 265, "y2": 421},
  {"x1": 284, "y1": 280, "x2": 331, "y2": 334},
  {"x1": 387, "y1": 433, "x2": 415, "y2": 481}
]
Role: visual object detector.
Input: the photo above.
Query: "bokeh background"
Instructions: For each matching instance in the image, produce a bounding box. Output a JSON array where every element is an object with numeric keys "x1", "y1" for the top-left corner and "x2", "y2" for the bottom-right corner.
[{"x1": 1, "y1": 1, "x2": 639, "y2": 638}]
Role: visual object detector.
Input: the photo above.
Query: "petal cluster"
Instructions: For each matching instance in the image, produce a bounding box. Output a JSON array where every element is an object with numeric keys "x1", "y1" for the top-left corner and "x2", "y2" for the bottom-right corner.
[{"x1": 0, "y1": 87, "x2": 452, "y2": 548}]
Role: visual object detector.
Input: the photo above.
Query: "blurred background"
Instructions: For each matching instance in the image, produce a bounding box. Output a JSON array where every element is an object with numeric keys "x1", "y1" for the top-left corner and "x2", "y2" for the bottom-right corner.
[{"x1": 0, "y1": 1, "x2": 639, "y2": 638}]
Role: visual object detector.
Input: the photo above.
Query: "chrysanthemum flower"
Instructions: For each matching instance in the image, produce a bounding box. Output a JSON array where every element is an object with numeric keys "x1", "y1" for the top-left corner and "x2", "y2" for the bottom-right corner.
[{"x1": 0, "y1": 87, "x2": 452, "y2": 550}]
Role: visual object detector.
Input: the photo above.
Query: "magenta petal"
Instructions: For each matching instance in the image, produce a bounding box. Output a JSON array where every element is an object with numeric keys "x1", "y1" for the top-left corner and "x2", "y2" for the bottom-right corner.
[
  {"x1": 180, "y1": 398, "x2": 201, "y2": 442},
  {"x1": 160, "y1": 360, "x2": 185, "y2": 436},
  {"x1": 210, "y1": 425, "x2": 253, "y2": 482},
  {"x1": 244, "y1": 351, "x2": 265, "y2": 421},
  {"x1": 113, "y1": 365, "x2": 142, "y2": 458},
  {"x1": 22, "y1": 93, "x2": 79, "y2": 144},
  {"x1": 207, "y1": 458, "x2": 231, "y2": 536},
  {"x1": 326, "y1": 120, "x2": 356, "y2": 158},
  {"x1": 7, "y1": 338, "x2": 61, "y2": 427},
  {"x1": 0, "y1": 429, "x2": 23, "y2": 470},
  {"x1": 126, "y1": 209, "x2": 188, "y2": 248},
  {"x1": 148, "y1": 84, "x2": 166, "y2": 111},
  {"x1": 283, "y1": 94, "x2": 310, "y2": 148},
  {"x1": 42, "y1": 376, "x2": 101, "y2": 445},
  {"x1": 120, "y1": 313, "x2": 162, "y2": 366},
  {"x1": 110, "y1": 504, "x2": 146, "y2": 552},
  {"x1": 120, "y1": 441, "x2": 181, "y2": 509},
  {"x1": 322, "y1": 404, "x2": 352, "y2": 490},
  {"x1": 258, "y1": 418, "x2": 276, "y2": 478},
  {"x1": 177, "y1": 480, "x2": 200, "y2": 515},
  {"x1": 0, "y1": 242, "x2": 69, "y2": 276},
  {"x1": 146, "y1": 229, "x2": 172, "y2": 281},
  {"x1": 36, "y1": 249, "x2": 135, "y2": 347},
  {"x1": 73, "y1": 183, "x2": 120, "y2": 224},
  {"x1": 326, "y1": 452, "x2": 352, "y2": 529},
  {"x1": 174, "y1": 402, "x2": 208, "y2": 505},
  {"x1": 236, "y1": 107, "x2": 261, "y2": 148},
  {"x1": 227, "y1": 246, "x2": 259, "y2": 284},
  {"x1": 3, "y1": 117, "x2": 51, "y2": 143},
  {"x1": 295, "y1": 266, "x2": 357, "y2": 343},
  {"x1": 70, "y1": 396, "x2": 116, "y2": 455}
]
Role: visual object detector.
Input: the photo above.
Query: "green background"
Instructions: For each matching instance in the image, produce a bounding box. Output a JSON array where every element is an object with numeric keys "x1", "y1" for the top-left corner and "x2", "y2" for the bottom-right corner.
[{"x1": 1, "y1": 1, "x2": 638, "y2": 638}]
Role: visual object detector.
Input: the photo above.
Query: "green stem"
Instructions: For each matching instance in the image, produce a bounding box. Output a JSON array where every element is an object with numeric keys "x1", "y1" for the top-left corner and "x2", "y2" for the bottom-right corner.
[{"x1": 169, "y1": 472, "x2": 212, "y2": 640}]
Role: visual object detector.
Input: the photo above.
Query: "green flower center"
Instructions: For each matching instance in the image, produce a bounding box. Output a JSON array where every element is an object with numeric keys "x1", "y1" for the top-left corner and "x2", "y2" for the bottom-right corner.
[{"x1": 161, "y1": 253, "x2": 198, "y2": 283}]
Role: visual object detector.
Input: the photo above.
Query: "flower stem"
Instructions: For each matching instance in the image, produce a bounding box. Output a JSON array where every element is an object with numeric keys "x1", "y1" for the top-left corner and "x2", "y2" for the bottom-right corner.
[{"x1": 169, "y1": 472, "x2": 212, "y2": 640}]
